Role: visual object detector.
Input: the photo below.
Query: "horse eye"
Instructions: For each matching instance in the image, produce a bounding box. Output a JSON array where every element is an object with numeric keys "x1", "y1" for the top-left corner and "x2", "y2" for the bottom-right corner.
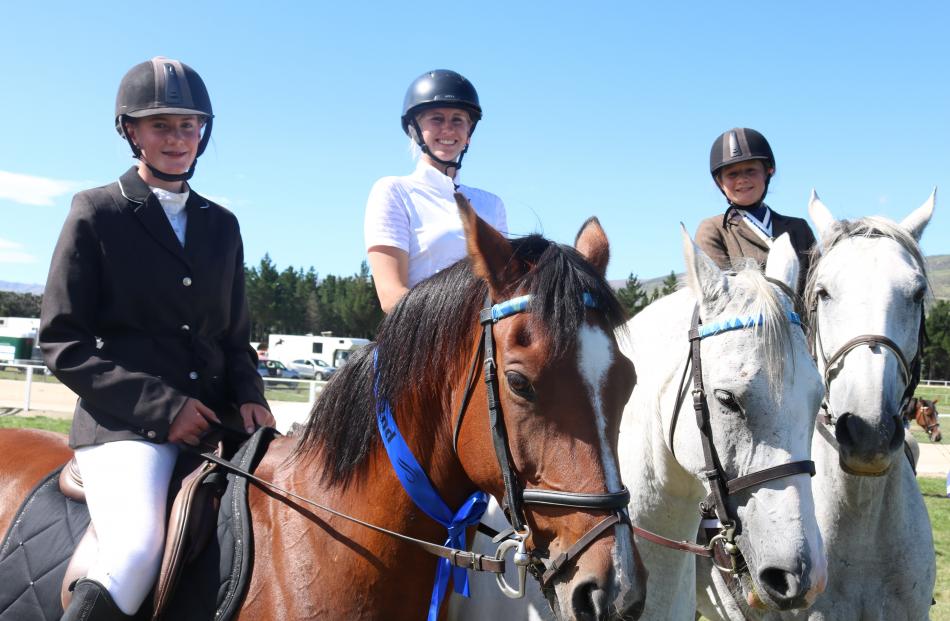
[
  {"x1": 505, "y1": 371, "x2": 536, "y2": 401},
  {"x1": 713, "y1": 389, "x2": 741, "y2": 413},
  {"x1": 815, "y1": 286, "x2": 830, "y2": 301},
  {"x1": 912, "y1": 288, "x2": 926, "y2": 304}
]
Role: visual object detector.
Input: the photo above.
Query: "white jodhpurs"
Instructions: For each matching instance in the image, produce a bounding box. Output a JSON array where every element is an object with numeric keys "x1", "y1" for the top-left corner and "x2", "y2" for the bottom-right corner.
[{"x1": 74, "y1": 440, "x2": 179, "y2": 615}]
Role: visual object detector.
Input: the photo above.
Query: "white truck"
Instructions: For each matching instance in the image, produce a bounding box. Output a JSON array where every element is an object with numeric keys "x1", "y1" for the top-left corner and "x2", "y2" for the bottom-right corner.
[
  {"x1": 267, "y1": 333, "x2": 371, "y2": 369},
  {"x1": 0, "y1": 317, "x2": 41, "y2": 364}
]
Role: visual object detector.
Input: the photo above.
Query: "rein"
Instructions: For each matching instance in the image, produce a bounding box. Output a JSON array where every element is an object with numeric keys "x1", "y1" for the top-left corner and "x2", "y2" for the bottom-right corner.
[
  {"x1": 450, "y1": 292, "x2": 632, "y2": 597},
  {"x1": 637, "y1": 302, "x2": 815, "y2": 574}
]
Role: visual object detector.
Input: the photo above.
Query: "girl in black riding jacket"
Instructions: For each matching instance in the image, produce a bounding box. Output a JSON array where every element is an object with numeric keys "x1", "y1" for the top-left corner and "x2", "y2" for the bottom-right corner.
[{"x1": 40, "y1": 57, "x2": 274, "y2": 621}]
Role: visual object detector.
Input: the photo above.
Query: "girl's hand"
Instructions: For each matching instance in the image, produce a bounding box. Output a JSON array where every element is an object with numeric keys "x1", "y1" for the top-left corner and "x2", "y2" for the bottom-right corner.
[
  {"x1": 169, "y1": 398, "x2": 221, "y2": 446},
  {"x1": 240, "y1": 402, "x2": 275, "y2": 433}
]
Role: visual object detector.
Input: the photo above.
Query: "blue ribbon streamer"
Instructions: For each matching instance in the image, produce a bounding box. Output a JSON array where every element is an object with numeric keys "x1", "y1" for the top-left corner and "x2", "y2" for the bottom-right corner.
[{"x1": 373, "y1": 349, "x2": 488, "y2": 621}]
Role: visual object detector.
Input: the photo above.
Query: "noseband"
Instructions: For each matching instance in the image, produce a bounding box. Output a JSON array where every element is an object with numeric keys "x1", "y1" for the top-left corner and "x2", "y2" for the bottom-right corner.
[
  {"x1": 644, "y1": 304, "x2": 816, "y2": 574},
  {"x1": 812, "y1": 311, "x2": 924, "y2": 428},
  {"x1": 452, "y1": 293, "x2": 631, "y2": 597}
]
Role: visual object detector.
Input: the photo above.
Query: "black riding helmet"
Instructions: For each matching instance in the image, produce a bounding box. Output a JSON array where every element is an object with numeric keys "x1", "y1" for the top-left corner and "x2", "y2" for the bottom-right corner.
[
  {"x1": 401, "y1": 70, "x2": 482, "y2": 172},
  {"x1": 709, "y1": 128, "x2": 775, "y2": 209},
  {"x1": 115, "y1": 57, "x2": 214, "y2": 182}
]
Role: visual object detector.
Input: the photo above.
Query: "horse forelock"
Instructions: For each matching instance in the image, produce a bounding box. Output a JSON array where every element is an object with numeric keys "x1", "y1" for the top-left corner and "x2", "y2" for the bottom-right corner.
[
  {"x1": 804, "y1": 217, "x2": 930, "y2": 328},
  {"x1": 712, "y1": 265, "x2": 794, "y2": 393},
  {"x1": 802, "y1": 217, "x2": 930, "y2": 371},
  {"x1": 291, "y1": 234, "x2": 625, "y2": 487}
]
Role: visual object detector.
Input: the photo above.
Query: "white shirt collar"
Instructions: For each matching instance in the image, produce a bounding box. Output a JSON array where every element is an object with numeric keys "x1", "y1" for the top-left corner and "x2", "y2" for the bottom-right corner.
[
  {"x1": 411, "y1": 159, "x2": 461, "y2": 192},
  {"x1": 150, "y1": 186, "x2": 190, "y2": 216}
]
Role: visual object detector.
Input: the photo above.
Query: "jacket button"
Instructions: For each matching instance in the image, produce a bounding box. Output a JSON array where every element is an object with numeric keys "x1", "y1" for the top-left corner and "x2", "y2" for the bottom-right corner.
[
  {"x1": 146, "y1": 430, "x2": 157, "y2": 439},
  {"x1": 189, "y1": 371, "x2": 199, "y2": 380},
  {"x1": 182, "y1": 276, "x2": 193, "y2": 287},
  {"x1": 181, "y1": 324, "x2": 190, "y2": 331}
]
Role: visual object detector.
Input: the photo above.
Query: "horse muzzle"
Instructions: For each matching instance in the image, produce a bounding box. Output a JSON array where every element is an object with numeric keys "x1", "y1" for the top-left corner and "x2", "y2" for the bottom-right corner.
[{"x1": 834, "y1": 412, "x2": 904, "y2": 475}]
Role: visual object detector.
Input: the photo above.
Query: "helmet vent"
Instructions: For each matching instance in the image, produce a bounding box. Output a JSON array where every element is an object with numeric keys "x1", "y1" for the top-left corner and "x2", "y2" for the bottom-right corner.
[
  {"x1": 728, "y1": 131, "x2": 742, "y2": 158},
  {"x1": 163, "y1": 63, "x2": 183, "y2": 104}
]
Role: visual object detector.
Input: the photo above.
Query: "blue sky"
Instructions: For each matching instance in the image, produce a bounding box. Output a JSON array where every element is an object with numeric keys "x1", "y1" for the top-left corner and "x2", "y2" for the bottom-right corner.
[{"x1": 1, "y1": 1, "x2": 948, "y2": 287}]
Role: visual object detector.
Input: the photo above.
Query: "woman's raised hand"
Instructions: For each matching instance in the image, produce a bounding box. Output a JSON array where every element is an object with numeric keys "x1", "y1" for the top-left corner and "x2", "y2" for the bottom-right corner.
[{"x1": 169, "y1": 398, "x2": 221, "y2": 446}]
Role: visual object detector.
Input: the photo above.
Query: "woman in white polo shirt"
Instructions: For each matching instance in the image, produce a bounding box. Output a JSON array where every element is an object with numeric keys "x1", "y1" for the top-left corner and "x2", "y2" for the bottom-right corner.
[{"x1": 364, "y1": 69, "x2": 507, "y2": 312}]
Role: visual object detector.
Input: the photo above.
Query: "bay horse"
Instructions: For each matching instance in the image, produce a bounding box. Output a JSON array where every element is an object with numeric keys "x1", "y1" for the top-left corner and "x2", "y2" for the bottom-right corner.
[
  {"x1": 904, "y1": 397, "x2": 942, "y2": 442},
  {"x1": 0, "y1": 196, "x2": 645, "y2": 620},
  {"x1": 697, "y1": 191, "x2": 937, "y2": 620},
  {"x1": 452, "y1": 231, "x2": 828, "y2": 620}
]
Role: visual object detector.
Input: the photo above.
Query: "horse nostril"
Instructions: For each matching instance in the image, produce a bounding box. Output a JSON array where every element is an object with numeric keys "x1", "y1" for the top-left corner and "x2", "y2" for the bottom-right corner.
[
  {"x1": 834, "y1": 413, "x2": 855, "y2": 447},
  {"x1": 571, "y1": 579, "x2": 607, "y2": 620},
  {"x1": 758, "y1": 567, "x2": 806, "y2": 608}
]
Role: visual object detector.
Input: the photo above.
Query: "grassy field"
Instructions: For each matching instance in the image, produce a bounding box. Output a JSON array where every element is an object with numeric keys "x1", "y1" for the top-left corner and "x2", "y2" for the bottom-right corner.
[{"x1": 918, "y1": 385, "x2": 950, "y2": 403}]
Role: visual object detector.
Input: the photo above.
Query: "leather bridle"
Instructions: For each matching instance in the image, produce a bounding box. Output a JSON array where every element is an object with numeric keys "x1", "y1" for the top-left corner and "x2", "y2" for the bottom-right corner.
[
  {"x1": 635, "y1": 304, "x2": 816, "y2": 574},
  {"x1": 812, "y1": 316, "x2": 923, "y2": 428},
  {"x1": 452, "y1": 293, "x2": 632, "y2": 597}
]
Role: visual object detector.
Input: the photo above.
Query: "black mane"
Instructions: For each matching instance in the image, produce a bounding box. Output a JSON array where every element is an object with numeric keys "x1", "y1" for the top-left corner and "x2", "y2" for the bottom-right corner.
[{"x1": 292, "y1": 235, "x2": 626, "y2": 487}]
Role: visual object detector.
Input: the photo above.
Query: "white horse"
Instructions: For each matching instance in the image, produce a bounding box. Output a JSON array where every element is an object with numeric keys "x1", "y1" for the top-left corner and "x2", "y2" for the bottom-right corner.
[
  {"x1": 450, "y1": 230, "x2": 827, "y2": 620},
  {"x1": 696, "y1": 192, "x2": 937, "y2": 620}
]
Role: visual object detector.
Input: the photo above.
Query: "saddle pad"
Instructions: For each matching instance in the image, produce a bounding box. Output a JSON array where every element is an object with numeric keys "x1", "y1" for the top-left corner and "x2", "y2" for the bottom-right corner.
[
  {"x1": 0, "y1": 467, "x2": 90, "y2": 621},
  {"x1": 160, "y1": 427, "x2": 277, "y2": 621}
]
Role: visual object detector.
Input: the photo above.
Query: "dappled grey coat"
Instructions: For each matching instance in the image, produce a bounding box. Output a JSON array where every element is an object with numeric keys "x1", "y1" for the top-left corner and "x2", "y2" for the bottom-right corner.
[{"x1": 40, "y1": 167, "x2": 267, "y2": 449}]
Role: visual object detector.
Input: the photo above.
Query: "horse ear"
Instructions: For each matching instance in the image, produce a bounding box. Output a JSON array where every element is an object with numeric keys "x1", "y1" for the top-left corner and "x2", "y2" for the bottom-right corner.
[
  {"x1": 899, "y1": 188, "x2": 936, "y2": 241},
  {"x1": 681, "y1": 223, "x2": 727, "y2": 306},
  {"x1": 808, "y1": 189, "x2": 835, "y2": 241},
  {"x1": 933, "y1": 398, "x2": 939, "y2": 406},
  {"x1": 574, "y1": 217, "x2": 609, "y2": 276},
  {"x1": 457, "y1": 192, "x2": 518, "y2": 297},
  {"x1": 764, "y1": 233, "x2": 800, "y2": 295}
]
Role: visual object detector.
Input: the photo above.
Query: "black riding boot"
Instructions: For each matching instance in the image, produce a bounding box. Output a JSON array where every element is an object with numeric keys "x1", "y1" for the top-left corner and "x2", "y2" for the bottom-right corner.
[{"x1": 61, "y1": 579, "x2": 133, "y2": 621}]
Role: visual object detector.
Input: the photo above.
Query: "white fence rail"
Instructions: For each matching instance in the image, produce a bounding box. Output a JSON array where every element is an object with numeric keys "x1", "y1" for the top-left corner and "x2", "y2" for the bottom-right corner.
[{"x1": 0, "y1": 363, "x2": 326, "y2": 431}]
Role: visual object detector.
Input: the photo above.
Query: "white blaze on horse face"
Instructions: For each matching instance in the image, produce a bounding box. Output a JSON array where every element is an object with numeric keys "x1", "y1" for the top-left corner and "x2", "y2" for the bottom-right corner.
[{"x1": 576, "y1": 323, "x2": 622, "y2": 491}]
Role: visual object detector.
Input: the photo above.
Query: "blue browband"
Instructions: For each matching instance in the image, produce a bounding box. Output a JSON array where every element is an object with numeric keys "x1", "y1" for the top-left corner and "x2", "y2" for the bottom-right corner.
[
  {"x1": 489, "y1": 292, "x2": 600, "y2": 323},
  {"x1": 698, "y1": 311, "x2": 801, "y2": 339}
]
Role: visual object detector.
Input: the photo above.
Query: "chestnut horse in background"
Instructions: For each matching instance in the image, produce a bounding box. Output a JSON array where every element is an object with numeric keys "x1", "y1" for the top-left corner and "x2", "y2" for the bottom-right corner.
[
  {"x1": 0, "y1": 197, "x2": 645, "y2": 620},
  {"x1": 903, "y1": 396, "x2": 942, "y2": 442}
]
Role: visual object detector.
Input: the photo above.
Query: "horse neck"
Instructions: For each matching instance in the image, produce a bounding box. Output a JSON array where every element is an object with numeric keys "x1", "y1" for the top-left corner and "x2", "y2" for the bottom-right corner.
[
  {"x1": 811, "y1": 431, "x2": 916, "y2": 526},
  {"x1": 622, "y1": 290, "x2": 706, "y2": 536}
]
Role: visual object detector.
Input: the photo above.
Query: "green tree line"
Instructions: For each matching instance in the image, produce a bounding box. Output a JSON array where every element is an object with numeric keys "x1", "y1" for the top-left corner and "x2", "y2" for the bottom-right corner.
[
  {"x1": 244, "y1": 255, "x2": 383, "y2": 342},
  {"x1": 6, "y1": 269, "x2": 950, "y2": 380}
]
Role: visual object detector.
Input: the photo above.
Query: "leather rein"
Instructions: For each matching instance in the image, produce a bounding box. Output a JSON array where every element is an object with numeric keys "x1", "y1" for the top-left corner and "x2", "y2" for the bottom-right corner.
[{"x1": 633, "y1": 300, "x2": 816, "y2": 574}]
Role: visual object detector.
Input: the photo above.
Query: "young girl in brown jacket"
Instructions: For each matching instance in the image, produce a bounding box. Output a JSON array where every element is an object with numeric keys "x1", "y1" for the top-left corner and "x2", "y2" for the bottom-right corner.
[{"x1": 694, "y1": 127, "x2": 816, "y2": 294}]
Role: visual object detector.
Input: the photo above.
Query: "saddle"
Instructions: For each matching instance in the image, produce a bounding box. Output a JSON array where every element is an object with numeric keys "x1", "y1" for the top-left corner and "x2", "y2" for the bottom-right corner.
[
  {"x1": 0, "y1": 428, "x2": 276, "y2": 621},
  {"x1": 58, "y1": 447, "x2": 224, "y2": 619}
]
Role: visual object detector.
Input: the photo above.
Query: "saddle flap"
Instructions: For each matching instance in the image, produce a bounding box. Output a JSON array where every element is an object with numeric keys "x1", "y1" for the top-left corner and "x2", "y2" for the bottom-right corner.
[
  {"x1": 59, "y1": 458, "x2": 84, "y2": 502},
  {"x1": 152, "y1": 458, "x2": 222, "y2": 619}
]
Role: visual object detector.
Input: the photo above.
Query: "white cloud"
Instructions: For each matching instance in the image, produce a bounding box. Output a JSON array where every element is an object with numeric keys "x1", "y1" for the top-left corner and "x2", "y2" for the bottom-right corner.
[
  {"x1": 0, "y1": 170, "x2": 81, "y2": 206},
  {"x1": 0, "y1": 238, "x2": 34, "y2": 264}
]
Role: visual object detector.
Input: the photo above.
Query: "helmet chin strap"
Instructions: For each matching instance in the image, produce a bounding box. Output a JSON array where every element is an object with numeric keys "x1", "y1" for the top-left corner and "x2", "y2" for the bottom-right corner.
[
  {"x1": 123, "y1": 133, "x2": 196, "y2": 183},
  {"x1": 718, "y1": 174, "x2": 772, "y2": 211},
  {"x1": 121, "y1": 116, "x2": 212, "y2": 183},
  {"x1": 409, "y1": 118, "x2": 470, "y2": 177}
]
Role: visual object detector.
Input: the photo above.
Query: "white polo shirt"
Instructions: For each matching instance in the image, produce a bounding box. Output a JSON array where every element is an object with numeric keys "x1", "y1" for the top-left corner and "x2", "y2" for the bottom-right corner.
[{"x1": 364, "y1": 161, "x2": 508, "y2": 287}]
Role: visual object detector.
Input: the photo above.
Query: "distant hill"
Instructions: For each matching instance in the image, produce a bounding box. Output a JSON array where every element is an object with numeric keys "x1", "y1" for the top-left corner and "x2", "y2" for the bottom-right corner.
[
  {"x1": 0, "y1": 281, "x2": 43, "y2": 295},
  {"x1": 927, "y1": 255, "x2": 950, "y2": 300},
  {"x1": 611, "y1": 254, "x2": 950, "y2": 301}
]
